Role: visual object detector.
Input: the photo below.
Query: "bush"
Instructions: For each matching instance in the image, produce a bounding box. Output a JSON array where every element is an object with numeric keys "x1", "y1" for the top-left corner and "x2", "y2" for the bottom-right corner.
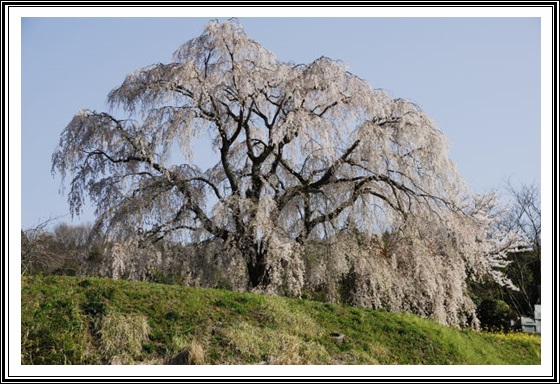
[{"x1": 477, "y1": 299, "x2": 516, "y2": 332}]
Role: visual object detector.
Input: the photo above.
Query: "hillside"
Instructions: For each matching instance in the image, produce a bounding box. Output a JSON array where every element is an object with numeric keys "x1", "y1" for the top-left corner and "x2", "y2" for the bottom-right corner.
[{"x1": 21, "y1": 275, "x2": 540, "y2": 365}]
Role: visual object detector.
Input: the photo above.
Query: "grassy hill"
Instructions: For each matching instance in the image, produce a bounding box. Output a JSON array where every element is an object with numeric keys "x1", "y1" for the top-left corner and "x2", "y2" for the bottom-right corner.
[{"x1": 21, "y1": 275, "x2": 540, "y2": 365}]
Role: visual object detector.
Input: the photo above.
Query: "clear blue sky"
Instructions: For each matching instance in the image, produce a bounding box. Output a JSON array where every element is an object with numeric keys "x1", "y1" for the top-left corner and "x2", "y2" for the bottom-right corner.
[{"x1": 20, "y1": 16, "x2": 541, "y2": 229}]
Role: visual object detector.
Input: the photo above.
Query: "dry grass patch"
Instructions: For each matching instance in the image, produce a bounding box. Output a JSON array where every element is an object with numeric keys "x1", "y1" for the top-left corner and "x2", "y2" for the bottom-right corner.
[
  {"x1": 224, "y1": 321, "x2": 330, "y2": 364},
  {"x1": 99, "y1": 313, "x2": 150, "y2": 362},
  {"x1": 263, "y1": 298, "x2": 323, "y2": 338},
  {"x1": 165, "y1": 335, "x2": 206, "y2": 364}
]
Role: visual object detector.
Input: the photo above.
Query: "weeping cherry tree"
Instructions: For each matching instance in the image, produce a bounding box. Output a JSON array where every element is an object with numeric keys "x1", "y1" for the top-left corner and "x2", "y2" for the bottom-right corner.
[{"x1": 52, "y1": 20, "x2": 525, "y2": 320}]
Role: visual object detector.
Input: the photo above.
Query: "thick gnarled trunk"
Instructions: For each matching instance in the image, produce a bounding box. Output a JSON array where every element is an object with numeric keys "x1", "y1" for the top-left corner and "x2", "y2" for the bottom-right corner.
[
  {"x1": 241, "y1": 238, "x2": 272, "y2": 290},
  {"x1": 246, "y1": 251, "x2": 271, "y2": 290}
]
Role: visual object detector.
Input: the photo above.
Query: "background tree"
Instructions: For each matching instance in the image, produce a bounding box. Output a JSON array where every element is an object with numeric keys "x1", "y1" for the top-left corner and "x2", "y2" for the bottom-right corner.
[
  {"x1": 469, "y1": 181, "x2": 541, "y2": 318},
  {"x1": 52, "y1": 20, "x2": 525, "y2": 324},
  {"x1": 21, "y1": 217, "x2": 61, "y2": 275},
  {"x1": 21, "y1": 218, "x2": 92, "y2": 276}
]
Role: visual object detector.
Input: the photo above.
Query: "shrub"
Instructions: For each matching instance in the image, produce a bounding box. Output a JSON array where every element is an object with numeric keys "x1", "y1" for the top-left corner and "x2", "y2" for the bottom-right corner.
[{"x1": 477, "y1": 299, "x2": 516, "y2": 331}]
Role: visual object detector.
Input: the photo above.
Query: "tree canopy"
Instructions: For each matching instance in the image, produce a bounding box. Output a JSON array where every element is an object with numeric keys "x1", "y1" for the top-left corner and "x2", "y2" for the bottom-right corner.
[{"x1": 52, "y1": 20, "x2": 527, "y2": 325}]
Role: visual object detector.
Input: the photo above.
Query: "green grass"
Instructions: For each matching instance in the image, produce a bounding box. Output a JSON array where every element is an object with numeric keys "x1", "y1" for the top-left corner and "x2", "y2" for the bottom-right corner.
[{"x1": 21, "y1": 275, "x2": 540, "y2": 365}]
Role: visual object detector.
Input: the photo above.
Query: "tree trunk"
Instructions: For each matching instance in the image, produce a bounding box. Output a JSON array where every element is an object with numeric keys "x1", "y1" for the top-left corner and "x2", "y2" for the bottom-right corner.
[{"x1": 246, "y1": 245, "x2": 271, "y2": 290}]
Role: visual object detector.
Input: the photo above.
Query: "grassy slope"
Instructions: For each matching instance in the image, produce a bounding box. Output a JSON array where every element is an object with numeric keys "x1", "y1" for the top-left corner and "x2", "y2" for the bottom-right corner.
[{"x1": 21, "y1": 275, "x2": 540, "y2": 365}]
